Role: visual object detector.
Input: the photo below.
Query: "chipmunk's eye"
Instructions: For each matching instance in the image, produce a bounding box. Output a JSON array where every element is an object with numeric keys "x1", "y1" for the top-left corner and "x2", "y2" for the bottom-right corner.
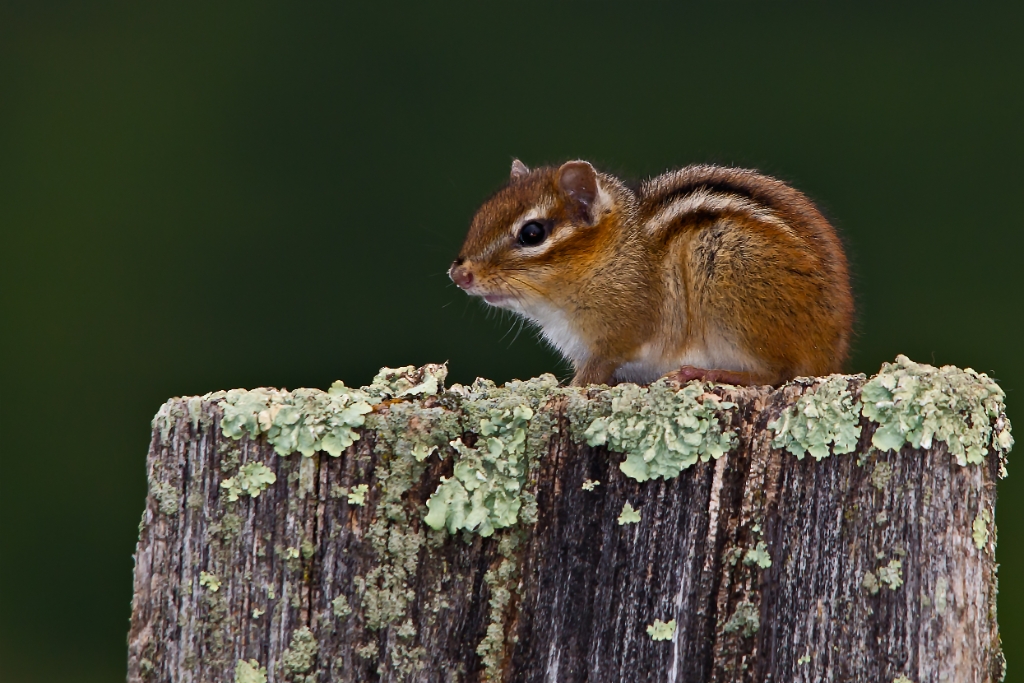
[{"x1": 518, "y1": 221, "x2": 546, "y2": 246}]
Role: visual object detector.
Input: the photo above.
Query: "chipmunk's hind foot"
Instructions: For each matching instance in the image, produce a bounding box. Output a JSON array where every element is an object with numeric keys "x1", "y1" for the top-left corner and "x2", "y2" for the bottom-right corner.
[{"x1": 664, "y1": 366, "x2": 766, "y2": 387}]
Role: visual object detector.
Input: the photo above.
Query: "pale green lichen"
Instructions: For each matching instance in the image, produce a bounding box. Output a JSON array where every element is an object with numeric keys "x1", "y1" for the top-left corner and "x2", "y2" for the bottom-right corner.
[
  {"x1": 384, "y1": 637, "x2": 426, "y2": 678},
  {"x1": 372, "y1": 399, "x2": 460, "y2": 470},
  {"x1": 797, "y1": 653, "x2": 811, "y2": 665},
  {"x1": 280, "y1": 626, "x2": 318, "y2": 680},
  {"x1": 186, "y1": 396, "x2": 205, "y2": 430},
  {"x1": 878, "y1": 559, "x2": 904, "y2": 591},
  {"x1": 186, "y1": 488, "x2": 203, "y2": 510},
  {"x1": 768, "y1": 356, "x2": 1013, "y2": 470},
  {"x1": 769, "y1": 376, "x2": 862, "y2": 460},
  {"x1": 871, "y1": 460, "x2": 894, "y2": 490},
  {"x1": 220, "y1": 462, "x2": 277, "y2": 502},
  {"x1": 252, "y1": 607, "x2": 264, "y2": 619},
  {"x1": 617, "y1": 502, "x2": 642, "y2": 525},
  {"x1": 220, "y1": 384, "x2": 373, "y2": 457},
  {"x1": 417, "y1": 373, "x2": 559, "y2": 675},
  {"x1": 579, "y1": 380, "x2": 736, "y2": 483},
  {"x1": 743, "y1": 541, "x2": 772, "y2": 569},
  {"x1": 424, "y1": 405, "x2": 534, "y2": 537},
  {"x1": 217, "y1": 512, "x2": 242, "y2": 540},
  {"x1": 196, "y1": 566, "x2": 231, "y2": 668},
  {"x1": 973, "y1": 509, "x2": 991, "y2": 550},
  {"x1": 411, "y1": 442, "x2": 438, "y2": 461},
  {"x1": 347, "y1": 484, "x2": 369, "y2": 507},
  {"x1": 234, "y1": 659, "x2": 267, "y2": 683},
  {"x1": 218, "y1": 441, "x2": 240, "y2": 472},
  {"x1": 647, "y1": 618, "x2": 676, "y2": 641},
  {"x1": 217, "y1": 365, "x2": 449, "y2": 461},
  {"x1": 362, "y1": 364, "x2": 448, "y2": 401},
  {"x1": 356, "y1": 641, "x2": 379, "y2": 660},
  {"x1": 151, "y1": 481, "x2": 180, "y2": 516},
  {"x1": 723, "y1": 600, "x2": 759, "y2": 637},
  {"x1": 861, "y1": 355, "x2": 1013, "y2": 468},
  {"x1": 893, "y1": 676, "x2": 914, "y2": 683},
  {"x1": 343, "y1": 380, "x2": 467, "y2": 677},
  {"x1": 477, "y1": 554, "x2": 517, "y2": 680},
  {"x1": 332, "y1": 594, "x2": 352, "y2": 618},
  {"x1": 350, "y1": 399, "x2": 437, "y2": 674},
  {"x1": 199, "y1": 571, "x2": 221, "y2": 592},
  {"x1": 153, "y1": 398, "x2": 186, "y2": 444},
  {"x1": 864, "y1": 559, "x2": 904, "y2": 594},
  {"x1": 582, "y1": 479, "x2": 600, "y2": 491},
  {"x1": 723, "y1": 546, "x2": 744, "y2": 567}
]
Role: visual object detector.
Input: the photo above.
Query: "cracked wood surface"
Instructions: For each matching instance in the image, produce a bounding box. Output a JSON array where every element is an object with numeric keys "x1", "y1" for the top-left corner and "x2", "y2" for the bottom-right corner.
[{"x1": 127, "y1": 379, "x2": 1003, "y2": 682}]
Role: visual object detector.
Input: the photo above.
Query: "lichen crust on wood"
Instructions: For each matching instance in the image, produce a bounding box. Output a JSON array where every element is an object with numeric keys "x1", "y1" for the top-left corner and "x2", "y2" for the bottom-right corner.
[{"x1": 129, "y1": 358, "x2": 1010, "y2": 683}]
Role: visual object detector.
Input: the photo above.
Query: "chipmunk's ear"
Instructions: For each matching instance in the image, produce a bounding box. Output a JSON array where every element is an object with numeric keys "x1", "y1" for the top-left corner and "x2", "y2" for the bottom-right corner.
[
  {"x1": 510, "y1": 158, "x2": 530, "y2": 181},
  {"x1": 556, "y1": 161, "x2": 599, "y2": 224}
]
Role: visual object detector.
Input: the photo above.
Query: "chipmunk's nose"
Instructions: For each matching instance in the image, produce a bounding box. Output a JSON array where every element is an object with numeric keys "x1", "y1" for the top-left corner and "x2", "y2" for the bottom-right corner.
[{"x1": 449, "y1": 260, "x2": 474, "y2": 289}]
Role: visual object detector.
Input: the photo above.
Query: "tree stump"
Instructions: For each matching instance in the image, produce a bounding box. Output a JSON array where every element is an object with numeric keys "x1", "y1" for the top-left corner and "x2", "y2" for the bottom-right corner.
[{"x1": 127, "y1": 357, "x2": 1011, "y2": 683}]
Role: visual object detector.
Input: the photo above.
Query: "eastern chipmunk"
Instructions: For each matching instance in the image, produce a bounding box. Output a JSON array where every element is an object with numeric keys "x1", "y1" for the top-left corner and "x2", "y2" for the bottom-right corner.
[{"x1": 449, "y1": 159, "x2": 853, "y2": 387}]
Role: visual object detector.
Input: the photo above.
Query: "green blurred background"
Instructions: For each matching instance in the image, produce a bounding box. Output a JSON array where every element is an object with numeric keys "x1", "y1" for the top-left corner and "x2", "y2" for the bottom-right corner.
[{"x1": 2, "y1": 3, "x2": 1022, "y2": 681}]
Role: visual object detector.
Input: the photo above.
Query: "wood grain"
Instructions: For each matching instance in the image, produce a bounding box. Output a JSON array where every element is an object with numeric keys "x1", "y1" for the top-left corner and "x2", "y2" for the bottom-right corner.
[{"x1": 127, "y1": 377, "x2": 1003, "y2": 683}]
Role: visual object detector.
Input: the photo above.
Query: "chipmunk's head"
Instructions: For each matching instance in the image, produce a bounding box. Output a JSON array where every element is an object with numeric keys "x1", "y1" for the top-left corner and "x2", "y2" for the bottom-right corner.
[{"x1": 449, "y1": 159, "x2": 629, "y2": 318}]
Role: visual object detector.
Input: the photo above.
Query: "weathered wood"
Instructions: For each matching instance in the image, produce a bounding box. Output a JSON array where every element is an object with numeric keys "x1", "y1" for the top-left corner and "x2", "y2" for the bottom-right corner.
[{"x1": 127, "y1": 363, "x2": 1008, "y2": 683}]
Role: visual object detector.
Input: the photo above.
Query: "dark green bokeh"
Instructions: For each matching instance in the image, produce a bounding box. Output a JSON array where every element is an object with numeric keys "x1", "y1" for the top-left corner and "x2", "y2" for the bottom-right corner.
[{"x1": 2, "y1": 4, "x2": 1022, "y2": 681}]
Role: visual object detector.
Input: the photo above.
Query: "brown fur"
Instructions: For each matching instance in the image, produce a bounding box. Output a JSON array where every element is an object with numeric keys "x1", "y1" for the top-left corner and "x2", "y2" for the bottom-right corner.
[{"x1": 450, "y1": 160, "x2": 854, "y2": 387}]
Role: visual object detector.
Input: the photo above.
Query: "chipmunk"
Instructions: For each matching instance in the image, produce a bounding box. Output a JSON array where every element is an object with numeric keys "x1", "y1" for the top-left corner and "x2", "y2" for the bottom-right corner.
[{"x1": 449, "y1": 159, "x2": 853, "y2": 387}]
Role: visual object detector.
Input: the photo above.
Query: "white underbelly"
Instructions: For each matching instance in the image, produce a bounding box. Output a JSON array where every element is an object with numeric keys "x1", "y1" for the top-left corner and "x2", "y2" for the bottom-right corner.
[{"x1": 612, "y1": 336, "x2": 762, "y2": 385}]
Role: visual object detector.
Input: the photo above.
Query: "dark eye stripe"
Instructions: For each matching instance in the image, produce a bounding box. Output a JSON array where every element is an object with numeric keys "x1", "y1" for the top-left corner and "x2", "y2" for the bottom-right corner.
[{"x1": 518, "y1": 220, "x2": 546, "y2": 247}]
